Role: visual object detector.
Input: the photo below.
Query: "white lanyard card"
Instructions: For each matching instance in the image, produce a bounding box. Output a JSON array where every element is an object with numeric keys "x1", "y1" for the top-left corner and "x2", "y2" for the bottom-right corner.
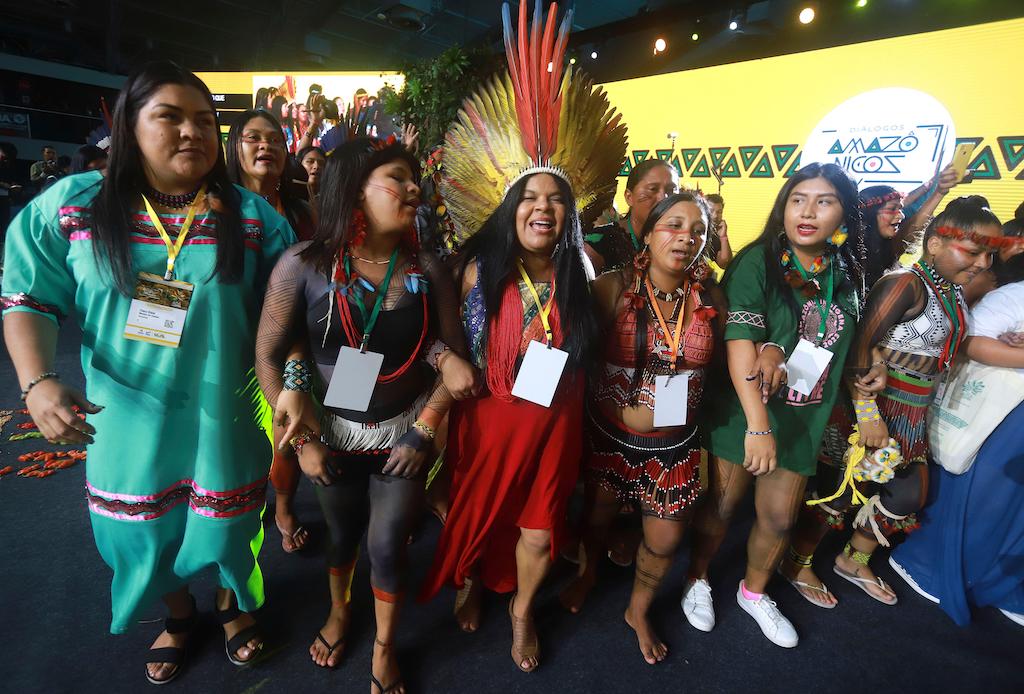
[
  {"x1": 324, "y1": 345, "x2": 384, "y2": 412},
  {"x1": 511, "y1": 339, "x2": 569, "y2": 408},
  {"x1": 654, "y1": 371, "x2": 690, "y2": 428},
  {"x1": 785, "y1": 338, "x2": 834, "y2": 396}
]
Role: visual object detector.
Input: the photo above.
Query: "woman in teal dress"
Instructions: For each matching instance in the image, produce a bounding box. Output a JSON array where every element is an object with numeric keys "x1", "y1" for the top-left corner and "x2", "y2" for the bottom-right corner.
[
  {"x1": 680, "y1": 163, "x2": 867, "y2": 648},
  {"x1": 1, "y1": 62, "x2": 295, "y2": 685}
]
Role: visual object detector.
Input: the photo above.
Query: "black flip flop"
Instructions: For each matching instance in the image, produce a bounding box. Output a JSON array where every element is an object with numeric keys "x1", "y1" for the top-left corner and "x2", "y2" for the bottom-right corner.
[{"x1": 314, "y1": 631, "x2": 345, "y2": 669}]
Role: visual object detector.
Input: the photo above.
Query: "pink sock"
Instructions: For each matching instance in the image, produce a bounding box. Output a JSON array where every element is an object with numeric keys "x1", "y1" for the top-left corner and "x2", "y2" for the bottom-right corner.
[{"x1": 740, "y1": 581, "x2": 763, "y2": 601}]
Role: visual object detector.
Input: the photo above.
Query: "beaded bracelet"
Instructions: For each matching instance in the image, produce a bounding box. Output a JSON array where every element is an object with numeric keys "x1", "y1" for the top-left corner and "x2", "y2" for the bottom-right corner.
[
  {"x1": 289, "y1": 430, "x2": 316, "y2": 454},
  {"x1": 854, "y1": 398, "x2": 881, "y2": 423},
  {"x1": 413, "y1": 420, "x2": 436, "y2": 440},
  {"x1": 425, "y1": 340, "x2": 452, "y2": 371},
  {"x1": 283, "y1": 359, "x2": 314, "y2": 392},
  {"x1": 20, "y1": 372, "x2": 59, "y2": 401},
  {"x1": 745, "y1": 428, "x2": 773, "y2": 436},
  {"x1": 759, "y1": 342, "x2": 785, "y2": 356}
]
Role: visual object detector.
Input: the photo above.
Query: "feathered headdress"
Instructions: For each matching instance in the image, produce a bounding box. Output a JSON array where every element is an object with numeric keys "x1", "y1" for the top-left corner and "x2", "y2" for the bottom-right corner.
[{"x1": 441, "y1": 0, "x2": 628, "y2": 241}]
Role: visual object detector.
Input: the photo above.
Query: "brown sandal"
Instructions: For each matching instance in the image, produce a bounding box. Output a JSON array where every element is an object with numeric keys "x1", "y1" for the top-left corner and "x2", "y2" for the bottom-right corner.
[{"x1": 508, "y1": 594, "x2": 539, "y2": 672}]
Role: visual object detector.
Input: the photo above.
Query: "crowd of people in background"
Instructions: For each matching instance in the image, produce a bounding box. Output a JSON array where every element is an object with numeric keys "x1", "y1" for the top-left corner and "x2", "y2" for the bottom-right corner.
[{"x1": 1, "y1": 2, "x2": 1022, "y2": 689}]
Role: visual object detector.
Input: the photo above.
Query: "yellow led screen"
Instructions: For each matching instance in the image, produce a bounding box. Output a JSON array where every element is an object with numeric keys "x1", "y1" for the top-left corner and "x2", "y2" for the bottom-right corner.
[{"x1": 600, "y1": 18, "x2": 1024, "y2": 250}]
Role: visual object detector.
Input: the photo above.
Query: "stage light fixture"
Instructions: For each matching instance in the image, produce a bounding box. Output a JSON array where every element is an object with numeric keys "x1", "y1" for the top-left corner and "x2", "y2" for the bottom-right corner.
[
  {"x1": 799, "y1": 7, "x2": 815, "y2": 24},
  {"x1": 691, "y1": 32, "x2": 699, "y2": 41},
  {"x1": 591, "y1": 50, "x2": 598, "y2": 59},
  {"x1": 856, "y1": 0, "x2": 868, "y2": 7},
  {"x1": 569, "y1": 56, "x2": 576, "y2": 64},
  {"x1": 729, "y1": 20, "x2": 739, "y2": 31},
  {"x1": 654, "y1": 37, "x2": 667, "y2": 53}
]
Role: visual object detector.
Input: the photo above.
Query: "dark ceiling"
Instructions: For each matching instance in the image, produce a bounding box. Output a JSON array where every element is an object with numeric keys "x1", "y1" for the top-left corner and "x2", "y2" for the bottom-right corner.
[{"x1": 1, "y1": 0, "x2": 1022, "y2": 82}]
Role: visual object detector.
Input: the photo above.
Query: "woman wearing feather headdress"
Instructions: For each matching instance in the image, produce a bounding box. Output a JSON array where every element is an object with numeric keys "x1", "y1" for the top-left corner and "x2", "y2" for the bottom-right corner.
[{"x1": 418, "y1": 0, "x2": 627, "y2": 673}]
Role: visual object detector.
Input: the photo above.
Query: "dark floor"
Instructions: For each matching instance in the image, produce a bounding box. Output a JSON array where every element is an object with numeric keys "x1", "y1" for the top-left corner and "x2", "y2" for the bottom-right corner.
[{"x1": 1, "y1": 322, "x2": 1022, "y2": 694}]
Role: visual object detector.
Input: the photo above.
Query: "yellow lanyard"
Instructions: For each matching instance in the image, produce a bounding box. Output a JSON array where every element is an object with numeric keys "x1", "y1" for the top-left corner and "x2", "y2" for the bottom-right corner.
[
  {"x1": 645, "y1": 277, "x2": 690, "y2": 373},
  {"x1": 517, "y1": 259, "x2": 556, "y2": 346},
  {"x1": 142, "y1": 184, "x2": 206, "y2": 280}
]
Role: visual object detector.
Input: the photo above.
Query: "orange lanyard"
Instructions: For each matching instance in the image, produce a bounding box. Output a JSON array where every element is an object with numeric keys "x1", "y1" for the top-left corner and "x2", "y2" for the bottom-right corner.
[{"x1": 645, "y1": 277, "x2": 690, "y2": 372}]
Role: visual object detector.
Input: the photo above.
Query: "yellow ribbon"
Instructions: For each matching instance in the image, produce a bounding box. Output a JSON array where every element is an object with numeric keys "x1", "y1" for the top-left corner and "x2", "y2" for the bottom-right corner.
[
  {"x1": 517, "y1": 259, "x2": 556, "y2": 346},
  {"x1": 806, "y1": 429, "x2": 871, "y2": 508},
  {"x1": 142, "y1": 184, "x2": 207, "y2": 280}
]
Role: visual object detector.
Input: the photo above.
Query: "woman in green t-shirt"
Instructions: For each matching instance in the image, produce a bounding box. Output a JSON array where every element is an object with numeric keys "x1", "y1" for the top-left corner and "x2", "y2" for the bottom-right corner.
[{"x1": 679, "y1": 163, "x2": 866, "y2": 648}]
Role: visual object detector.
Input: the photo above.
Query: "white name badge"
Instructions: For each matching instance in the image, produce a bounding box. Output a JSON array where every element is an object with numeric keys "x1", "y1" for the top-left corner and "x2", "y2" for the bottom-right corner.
[
  {"x1": 123, "y1": 272, "x2": 193, "y2": 348},
  {"x1": 324, "y1": 346, "x2": 384, "y2": 412},
  {"x1": 511, "y1": 340, "x2": 569, "y2": 408},
  {"x1": 785, "y1": 338, "x2": 834, "y2": 396},
  {"x1": 654, "y1": 372, "x2": 690, "y2": 428}
]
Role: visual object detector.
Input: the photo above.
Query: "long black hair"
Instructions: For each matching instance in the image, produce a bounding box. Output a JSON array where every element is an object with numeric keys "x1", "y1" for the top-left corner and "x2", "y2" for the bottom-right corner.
[
  {"x1": 70, "y1": 145, "x2": 107, "y2": 173},
  {"x1": 299, "y1": 137, "x2": 420, "y2": 274},
  {"x1": 733, "y1": 162, "x2": 865, "y2": 318},
  {"x1": 225, "y1": 108, "x2": 308, "y2": 235},
  {"x1": 91, "y1": 60, "x2": 243, "y2": 293},
  {"x1": 856, "y1": 184, "x2": 902, "y2": 288},
  {"x1": 458, "y1": 172, "x2": 598, "y2": 369},
  {"x1": 629, "y1": 191, "x2": 713, "y2": 400}
]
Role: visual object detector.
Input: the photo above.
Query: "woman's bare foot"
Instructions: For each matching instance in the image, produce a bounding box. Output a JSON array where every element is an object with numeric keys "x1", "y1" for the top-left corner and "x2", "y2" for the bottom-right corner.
[
  {"x1": 310, "y1": 604, "x2": 350, "y2": 668},
  {"x1": 559, "y1": 572, "x2": 596, "y2": 614},
  {"x1": 276, "y1": 508, "x2": 309, "y2": 553},
  {"x1": 624, "y1": 607, "x2": 668, "y2": 665},
  {"x1": 371, "y1": 638, "x2": 405, "y2": 694},
  {"x1": 454, "y1": 578, "x2": 482, "y2": 632},
  {"x1": 779, "y1": 560, "x2": 838, "y2": 608},
  {"x1": 835, "y1": 552, "x2": 898, "y2": 603}
]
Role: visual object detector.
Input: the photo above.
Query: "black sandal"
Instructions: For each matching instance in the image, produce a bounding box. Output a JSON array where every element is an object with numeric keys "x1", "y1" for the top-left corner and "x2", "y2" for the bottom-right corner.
[
  {"x1": 214, "y1": 592, "x2": 264, "y2": 666},
  {"x1": 145, "y1": 595, "x2": 198, "y2": 686},
  {"x1": 314, "y1": 631, "x2": 345, "y2": 669}
]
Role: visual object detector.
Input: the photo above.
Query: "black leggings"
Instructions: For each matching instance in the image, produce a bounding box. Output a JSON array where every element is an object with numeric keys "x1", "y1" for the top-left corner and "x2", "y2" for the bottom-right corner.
[{"x1": 313, "y1": 451, "x2": 424, "y2": 597}]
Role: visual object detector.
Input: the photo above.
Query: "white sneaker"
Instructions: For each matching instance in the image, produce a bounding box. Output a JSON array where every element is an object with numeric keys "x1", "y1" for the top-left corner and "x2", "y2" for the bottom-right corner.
[
  {"x1": 681, "y1": 578, "x2": 716, "y2": 632},
  {"x1": 735, "y1": 582, "x2": 799, "y2": 648},
  {"x1": 888, "y1": 555, "x2": 939, "y2": 604},
  {"x1": 999, "y1": 609, "x2": 1024, "y2": 627}
]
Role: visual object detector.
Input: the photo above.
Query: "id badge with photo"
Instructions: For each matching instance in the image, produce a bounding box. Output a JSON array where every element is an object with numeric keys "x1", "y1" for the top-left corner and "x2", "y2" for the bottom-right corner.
[
  {"x1": 511, "y1": 340, "x2": 569, "y2": 408},
  {"x1": 785, "y1": 338, "x2": 834, "y2": 396},
  {"x1": 123, "y1": 272, "x2": 194, "y2": 348},
  {"x1": 323, "y1": 346, "x2": 384, "y2": 412}
]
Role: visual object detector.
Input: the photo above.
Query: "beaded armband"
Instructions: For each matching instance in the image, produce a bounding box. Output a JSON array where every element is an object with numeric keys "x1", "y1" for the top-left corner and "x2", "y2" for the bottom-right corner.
[
  {"x1": 283, "y1": 359, "x2": 314, "y2": 392},
  {"x1": 853, "y1": 399, "x2": 881, "y2": 424}
]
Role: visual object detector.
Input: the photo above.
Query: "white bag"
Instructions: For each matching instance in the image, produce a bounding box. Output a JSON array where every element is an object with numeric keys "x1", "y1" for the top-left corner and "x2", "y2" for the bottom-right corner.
[{"x1": 928, "y1": 360, "x2": 1024, "y2": 474}]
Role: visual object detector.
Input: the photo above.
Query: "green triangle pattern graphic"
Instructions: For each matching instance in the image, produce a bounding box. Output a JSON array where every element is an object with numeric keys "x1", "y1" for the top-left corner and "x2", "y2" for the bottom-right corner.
[
  {"x1": 997, "y1": 136, "x2": 1024, "y2": 171},
  {"x1": 655, "y1": 149, "x2": 674, "y2": 162},
  {"x1": 691, "y1": 154, "x2": 711, "y2": 178},
  {"x1": 709, "y1": 147, "x2": 730, "y2": 168},
  {"x1": 739, "y1": 146, "x2": 763, "y2": 169},
  {"x1": 967, "y1": 146, "x2": 1000, "y2": 180},
  {"x1": 618, "y1": 157, "x2": 632, "y2": 177},
  {"x1": 783, "y1": 152, "x2": 803, "y2": 178},
  {"x1": 827, "y1": 140, "x2": 843, "y2": 154},
  {"x1": 772, "y1": 144, "x2": 798, "y2": 171},
  {"x1": 721, "y1": 154, "x2": 741, "y2": 178},
  {"x1": 669, "y1": 156, "x2": 683, "y2": 176},
  {"x1": 681, "y1": 148, "x2": 701, "y2": 170},
  {"x1": 866, "y1": 138, "x2": 882, "y2": 153},
  {"x1": 750, "y1": 152, "x2": 774, "y2": 178},
  {"x1": 633, "y1": 150, "x2": 650, "y2": 166}
]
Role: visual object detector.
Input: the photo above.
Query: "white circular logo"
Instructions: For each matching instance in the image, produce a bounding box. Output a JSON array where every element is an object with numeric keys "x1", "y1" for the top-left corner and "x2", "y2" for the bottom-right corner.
[{"x1": 802, "y1": 87, "x2": 955, "y2": 190}]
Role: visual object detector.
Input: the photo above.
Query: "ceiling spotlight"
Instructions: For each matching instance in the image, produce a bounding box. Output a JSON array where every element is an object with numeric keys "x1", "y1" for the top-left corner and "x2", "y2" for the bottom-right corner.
[
  {"x1": 654, "y1": 37, "x2": 667, "y2": 53},
  {"x1": 569, "y1": 56, "x2": 576, "y2": 64},
  {"x1": 590, "y1": 50, "x2": 598, "y2": 59},
  {"x1": 729, "y1": 20, "x2": 739, "y2": 31},
  {"x1": 691, "y1": 32, "x2": 699, "y2": 41},
  {"x1": 856, "y1": 0, "x2": 868, "y2": 6},
  {"x1": 799, "y1": 7, "x2": 815, "y2": 24}
]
